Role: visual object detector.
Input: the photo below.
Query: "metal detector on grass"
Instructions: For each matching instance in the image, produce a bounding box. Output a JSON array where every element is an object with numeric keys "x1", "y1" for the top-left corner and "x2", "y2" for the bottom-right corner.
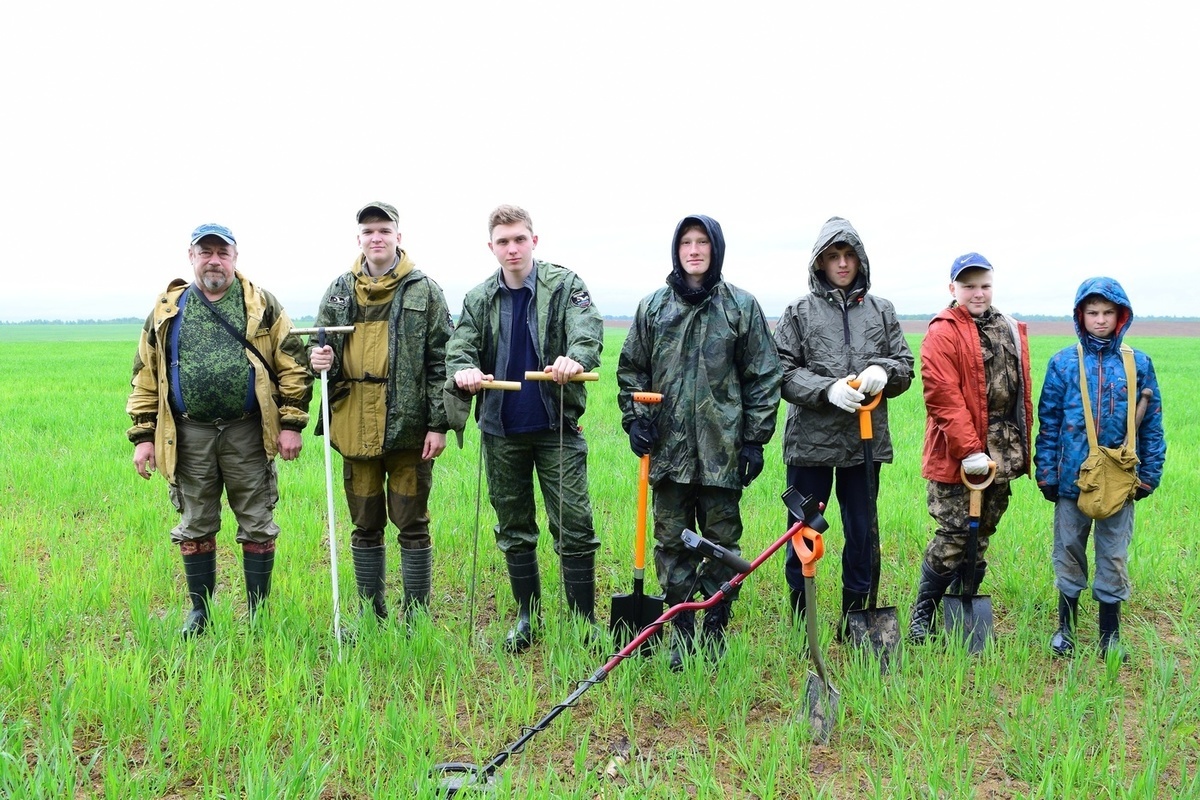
[{"x1": 426, "y1": 491, "x2": 830, "y2": 796}]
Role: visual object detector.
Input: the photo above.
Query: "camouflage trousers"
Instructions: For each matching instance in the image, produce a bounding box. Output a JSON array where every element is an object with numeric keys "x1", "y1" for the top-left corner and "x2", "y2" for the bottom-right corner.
[
  {"x1": 652, "y1": 480, "x2": 743, "y2": 605},
  {"x1": 344, "y1": 449, "x2": 433, "y2": 549},
  {"x1": 483, "y1": 430, "x2": 599, "y2": 558},
  {"x1": 170, "y1": 415, "x2": 279, "y2": 546},
  {"x1": 921, "y1": 479, "x2": 1012, "y2": 578}
]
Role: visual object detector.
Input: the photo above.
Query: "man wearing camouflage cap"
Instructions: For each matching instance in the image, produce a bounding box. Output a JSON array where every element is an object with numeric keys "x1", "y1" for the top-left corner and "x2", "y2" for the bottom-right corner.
[
  {"x1": 309, "y1": 202, "x2": 453, "y2": 629},
  {"x1": 127, "y1": 223, "x2": 313, "y2": 638}
]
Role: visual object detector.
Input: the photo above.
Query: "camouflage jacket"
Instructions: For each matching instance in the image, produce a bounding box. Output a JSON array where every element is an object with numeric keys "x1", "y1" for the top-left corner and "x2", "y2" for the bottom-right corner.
[
  {"x1": 310, "y1": 250, "x2": 452, "y2": 458},
  {"x1": 616, "y1": 281, "x2": 781, "y2": 490},
  {"x1": 445, "y1": 261, "x2": 603, "y2": 436},
  {"x1": 126, "y1": 272, "x2": 312, "y2": 484}
]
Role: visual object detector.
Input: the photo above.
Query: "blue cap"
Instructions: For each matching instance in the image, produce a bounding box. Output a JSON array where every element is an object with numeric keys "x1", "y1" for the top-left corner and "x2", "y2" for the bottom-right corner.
[
  {"x1": 190, "y1": 223, "x2": 237, "y2": 246},
  {"x1": 950, "y1": 252, "x2": 992, "y2": 281}
]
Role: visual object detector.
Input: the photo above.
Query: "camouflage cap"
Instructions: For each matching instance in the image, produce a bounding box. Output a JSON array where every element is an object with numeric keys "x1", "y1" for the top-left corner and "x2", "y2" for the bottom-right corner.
[
  {"x1": 356, "y1": 202, "x2": 400, "y2": 224},
  {"x1": 190, "y1": 223, "x2": 237, "y2": 246}
]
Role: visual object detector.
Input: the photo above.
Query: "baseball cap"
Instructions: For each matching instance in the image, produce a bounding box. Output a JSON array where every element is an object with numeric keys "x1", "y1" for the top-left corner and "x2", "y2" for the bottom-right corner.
[
  {"x1": 356, "y1": 202, "x2": 399, "y2": 224},
  {"x1": 949, "y1": 252, "x2": 993, "y2": 282},
  {"x1": 190, "y1": 223, "x2": 237, "y2": 246}
]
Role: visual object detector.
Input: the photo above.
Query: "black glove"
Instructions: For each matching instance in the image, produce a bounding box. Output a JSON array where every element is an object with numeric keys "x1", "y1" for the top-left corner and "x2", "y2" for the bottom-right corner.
[
  {"x1": 629, "y1": 418, "x2": 658, "y2": 457},
  {"x1": 1135, "y1": 486, "x2": 1151, "y2": 501},
  {"x1": 1040, "y1": 484, "x2": 1059, "y2": 503},
  {"x1": 738, "y1": 443, "x2": 765, "y2": 487}
]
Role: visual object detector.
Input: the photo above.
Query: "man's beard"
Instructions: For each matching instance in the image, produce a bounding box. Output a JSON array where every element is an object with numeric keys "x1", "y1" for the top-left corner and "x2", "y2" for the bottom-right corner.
[{"x1": 201, "y1": 272, "x2": 231, "y2": 292}]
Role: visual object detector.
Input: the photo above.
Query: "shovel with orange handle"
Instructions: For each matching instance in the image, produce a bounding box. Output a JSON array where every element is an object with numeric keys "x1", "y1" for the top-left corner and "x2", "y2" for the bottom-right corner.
[{"x1": 610, "y1": 392, "x2": 667, "y2": 651}]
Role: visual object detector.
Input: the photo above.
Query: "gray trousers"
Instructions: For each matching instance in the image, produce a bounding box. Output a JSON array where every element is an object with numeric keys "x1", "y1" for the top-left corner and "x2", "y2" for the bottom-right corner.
[
  {"x1": 1053, "y1": 498, "x2": 1134, "y2": 604},
  {"x1": 170, "y1": 416, "x2": 279, "y2": 545}
]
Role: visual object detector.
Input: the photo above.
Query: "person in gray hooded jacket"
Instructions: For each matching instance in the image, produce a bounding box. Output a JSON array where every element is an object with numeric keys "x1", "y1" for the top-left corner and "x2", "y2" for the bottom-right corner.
[{"x1": 775, "y1": 216, "x2": 913, "y2": 638}]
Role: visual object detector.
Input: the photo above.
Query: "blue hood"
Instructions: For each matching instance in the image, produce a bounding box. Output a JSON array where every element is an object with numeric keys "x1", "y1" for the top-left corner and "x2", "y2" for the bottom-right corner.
[{"x1": 1073, "y1": 277, "x2": 1133, "y2": 347}]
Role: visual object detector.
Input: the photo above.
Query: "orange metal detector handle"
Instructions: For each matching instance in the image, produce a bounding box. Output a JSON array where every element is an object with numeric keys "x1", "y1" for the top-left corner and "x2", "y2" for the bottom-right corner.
[
  {"x1": 632, "y1": 392, "x2": 663, "y2": 404},
  {"x1": 524, "y1": 370, "x2": 600, "y2": 382},
  {"x1": 960, "y1": 462, "x2": 998, "y2": 517},
  {"x1": 480, "y1": 380, "x2": 522, "y2": 391},
  {"x1": 791, "y1": 525, "x2": 825, "y2": 578},
  {"x1": 847, "y1": 378, "x2": 883, "y2": 439}
]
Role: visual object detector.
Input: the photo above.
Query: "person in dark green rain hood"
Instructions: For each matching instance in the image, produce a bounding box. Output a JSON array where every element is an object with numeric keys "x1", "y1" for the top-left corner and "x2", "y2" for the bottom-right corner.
[{"x1": 616, "y1": 214, "x2": 782, "y2": 671}]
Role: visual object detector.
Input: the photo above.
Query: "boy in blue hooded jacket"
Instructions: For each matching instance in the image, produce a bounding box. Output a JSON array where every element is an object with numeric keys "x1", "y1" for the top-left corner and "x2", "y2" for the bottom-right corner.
[{"x1": 1035, "y1": 277, "x2": 1166, "y2": 662}]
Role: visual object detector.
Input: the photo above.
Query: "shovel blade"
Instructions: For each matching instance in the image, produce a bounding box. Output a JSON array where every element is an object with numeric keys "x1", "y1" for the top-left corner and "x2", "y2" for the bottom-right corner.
[
  {"x1": 846, "y1": 605, "x2": 900, "y2": 671},
  {"x1": 942, "y1": 594, "x2": 993, "y2": 654},
  {"x1": 799, "y1": 671, "x2": 839, "y2": 744},
  {"x1": 610, "y1": 592, "x2": 666, "y2": 653}
]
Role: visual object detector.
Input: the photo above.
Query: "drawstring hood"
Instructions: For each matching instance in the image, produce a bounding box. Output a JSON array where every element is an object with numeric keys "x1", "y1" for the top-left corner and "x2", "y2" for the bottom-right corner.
[{"x1": 667, "y1": 214, "x2": 726, "y2": 304}]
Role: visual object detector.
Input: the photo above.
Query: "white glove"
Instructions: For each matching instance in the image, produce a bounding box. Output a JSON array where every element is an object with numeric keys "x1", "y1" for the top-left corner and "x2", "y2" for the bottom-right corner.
[
  {"x1": 962, "y1": 452, "x2": 992, "y2": 475},
  {"x1": 826, "y1": 377, "x2": 864, "y2": 413},
  {"x1": 856, "y1": 364, "x2": 888, "y2": 395}
]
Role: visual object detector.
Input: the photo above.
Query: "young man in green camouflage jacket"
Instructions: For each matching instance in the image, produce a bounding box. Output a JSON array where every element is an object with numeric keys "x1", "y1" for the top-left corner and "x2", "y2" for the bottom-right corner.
[{"x1": 617, "y1": 213, "x2": 781, "y2": 671}]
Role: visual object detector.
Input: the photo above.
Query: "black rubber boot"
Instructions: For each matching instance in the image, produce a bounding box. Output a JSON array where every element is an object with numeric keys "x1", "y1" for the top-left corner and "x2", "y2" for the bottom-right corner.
[
  {"x1": 181, "y1": 550, "x2": 217, "y2": 639},
  {"x1": 561, "y1": 554, "x2": 596, "y2": 623},
  {"x1": 668, "y1": 610, "x2": 696, "y2": 672},
  {"x1": 504, "y1": 549, "x2": 541, "y2": 653},
  {"x1": 1050, "y1": 593, "x2": 1078, "y2": 658},
  {"x1": 788, "y1": 584, "x2": 806, "y2": 628},
  {"x1": 1099, "y1": 601, "x2": 1128, "y2": 663},
  {"x1": 838, "y1": 589, "x2": 869, "y2": 642},
  {"x1": 351, "y1": 545, "x2": 388, "y2": 621},
  {"x1": 701, "y1": 598, "x2": 732, "y2": 662},
  {"x1": 907, "y1": 563, "x2": 954, "y2": 645},
  {"x1": 242, "y1": 546, "x2": 275, "y2": 622},
  {"x1": 400, "y1": 545, "x2": 433, "y2": 625}
]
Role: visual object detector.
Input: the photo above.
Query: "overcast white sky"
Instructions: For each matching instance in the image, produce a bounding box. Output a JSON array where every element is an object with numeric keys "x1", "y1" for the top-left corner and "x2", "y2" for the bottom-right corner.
[{"x1": 2, "y1": 2, "x2": 1196, "y2": 322}]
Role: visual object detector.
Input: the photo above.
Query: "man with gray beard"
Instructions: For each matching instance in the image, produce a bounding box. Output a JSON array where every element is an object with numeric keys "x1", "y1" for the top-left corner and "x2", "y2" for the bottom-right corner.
[{"x1": 127, "y1": 223, "x2": 313, "y2": 639}]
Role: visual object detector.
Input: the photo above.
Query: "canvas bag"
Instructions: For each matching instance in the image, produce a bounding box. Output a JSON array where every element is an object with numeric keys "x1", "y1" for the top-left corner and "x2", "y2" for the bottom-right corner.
[{"x1": 1074, "y1": 344, "x2": 1140, "y2": 519}]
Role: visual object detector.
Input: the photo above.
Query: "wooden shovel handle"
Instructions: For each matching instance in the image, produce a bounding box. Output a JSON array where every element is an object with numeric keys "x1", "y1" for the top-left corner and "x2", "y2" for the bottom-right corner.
[
  {"x1": 480, "y1": 380, "x2": 521, "y2": 391},
  {"x1": 523, "y1": 370, "x2": 599, "y2": 382},
  {"x1": 960, "y1": 462, "x2": 997, "y2": 517}
]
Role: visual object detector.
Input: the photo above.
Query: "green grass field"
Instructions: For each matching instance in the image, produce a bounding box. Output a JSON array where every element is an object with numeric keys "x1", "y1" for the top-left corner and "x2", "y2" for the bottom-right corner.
[{"x1": 0, "y1": 326, "x2": 1195, "y2": 798}]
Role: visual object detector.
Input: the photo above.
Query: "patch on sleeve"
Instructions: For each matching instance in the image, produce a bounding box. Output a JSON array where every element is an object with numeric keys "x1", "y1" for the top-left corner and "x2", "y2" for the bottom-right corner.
[
  {"x1": 569, "y1": 290, "x2": 592, "y2": 308},
  {"x1": 327, "y1": 294, "x2": 349, "y2": 308}
]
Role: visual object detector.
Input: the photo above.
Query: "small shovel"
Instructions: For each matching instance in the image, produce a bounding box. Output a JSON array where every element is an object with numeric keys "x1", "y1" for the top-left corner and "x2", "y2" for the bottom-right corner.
[
  {"x1": 845, "y1": 379, "x2": 900, "y2": 669},
  {"x1": 610, "y1": 393, "x2": 667, "y2": 651},
  {"x1": 943, "y1": 462, "x2": 997, "y2": 654},
  {"x1": 783, "y1": 487, "x2": 839, "y2": 744}
]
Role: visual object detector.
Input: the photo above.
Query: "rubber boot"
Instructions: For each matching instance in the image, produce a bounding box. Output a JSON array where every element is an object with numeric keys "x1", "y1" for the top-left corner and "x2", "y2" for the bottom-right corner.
[
  {"x1": 788, "y1": 584, "x2": 805, "y2": 628},
  {"x1": 400, "y1": 545, "x2": 433, "y2": 625},
  {"x1": 504, "y1": 549, "x2": 541, "y2": 653},
  {"x1": 1099, "y1": 601, "x2": 1128, "y2": 663},
  {"x1": 561, "y1": 554, "x2": 596, "y2": 623},
  {"x1": 838, "y1": 588, "x2": 869, "y2": 643},
  {"x1": 668, "y1": 610, "x2": 696, "y2": 672},
  {"x1": 701, "y1": 598, "x2": 732, "y2": 662},
  {"x1": 351, "y1": 545, "x2": 388, "y2": 621},
  {"x1": 1049, "y1": 593, "x2": 1078, "y2": 658},
  {"x1": 907, "y1": 563, "x2": 954, "y2": 645},
  {"x1": 181, "y1": 549, "x2": 217, "y2": 639},
  {"x1": 242, "y1": 544, "x2": 275, "y2": 622}
]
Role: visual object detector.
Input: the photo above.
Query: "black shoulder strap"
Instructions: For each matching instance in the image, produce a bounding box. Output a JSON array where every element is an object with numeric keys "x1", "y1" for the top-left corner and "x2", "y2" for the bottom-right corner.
[{"x1": 190, "y1": 284, "x2": 281, "y2": 389}]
